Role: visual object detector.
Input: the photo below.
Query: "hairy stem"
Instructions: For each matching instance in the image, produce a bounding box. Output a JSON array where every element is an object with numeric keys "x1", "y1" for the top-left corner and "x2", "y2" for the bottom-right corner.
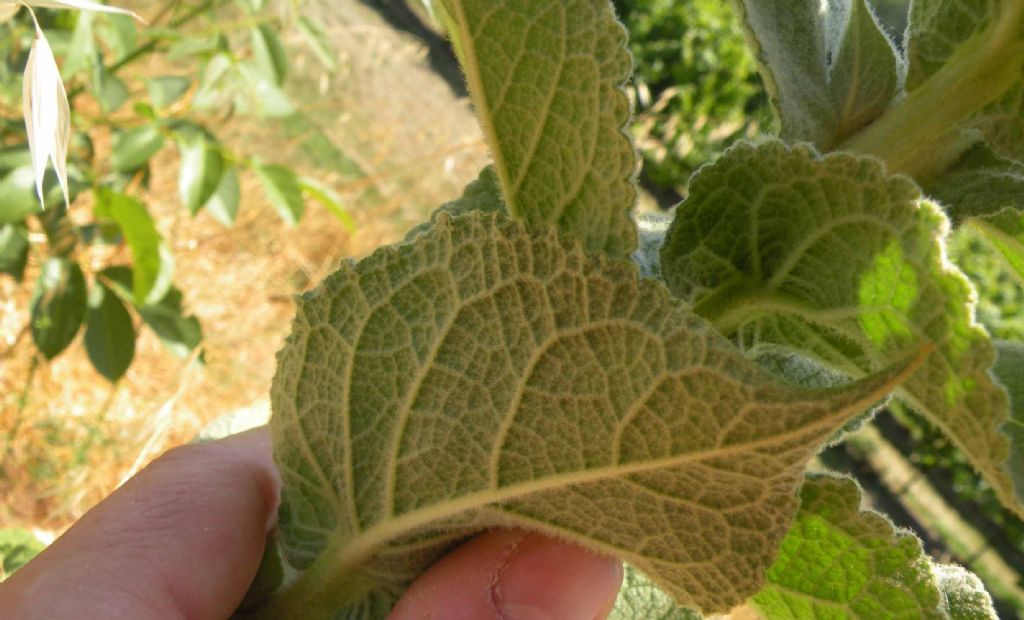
[{"x1": 840, "y1": 1, "x2": 1024, "y2": 181}]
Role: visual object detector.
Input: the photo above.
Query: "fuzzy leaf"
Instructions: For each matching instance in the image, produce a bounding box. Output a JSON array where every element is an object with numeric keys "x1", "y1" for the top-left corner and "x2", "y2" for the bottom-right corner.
[
  {"x1": 268, "y1": 212, "x2": 922, "y2": 617},
  {"x1": 435, "y1": 0, "x2": 637, "y2": 257},
  {"x1": 934, "y1": 565, "x2": 999, "y2": 619},
  {"x1": 828, "y1": 0, "x2": 900, "y2": 142},
  {"x1": 993, "y1": 340, "x2": 1024, "y2": 506},
  {"x1": 659, "y1": 141, "x2": 1020, "y2": 518},
  {"x1": 731, "y1": 0, "x2": 835, "y2": 148},
  {"x1": 610, "y1": 564, "x2": 701, "y2": 620},
  {"x1": 751, "y1": 475, "x2": 946, "y2": 619},
  {"x1": 405, "y1": 166, "x2": 504, "y2": 241},
  {"x1": 926, "y1": 145, "x2": 1024, "y2": 224}
]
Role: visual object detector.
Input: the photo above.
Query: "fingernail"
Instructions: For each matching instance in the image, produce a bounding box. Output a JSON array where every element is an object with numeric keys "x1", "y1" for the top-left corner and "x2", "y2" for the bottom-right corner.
[{"x1": 494, "y1": 534, "x2": 624, "y2": 620}]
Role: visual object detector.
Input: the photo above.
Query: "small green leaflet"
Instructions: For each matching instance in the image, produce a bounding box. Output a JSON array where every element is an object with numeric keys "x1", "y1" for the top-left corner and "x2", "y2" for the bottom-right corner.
[
  {"x1": 730, "y1": 0, "x2": 835, "y2": 147},
  {"x1": 752, "y1": 475, "x2": 946, "y2": 619},
  {"x1": 934, "y1": 565, "x2": 1000, "y2": 620},
  {"x1": 84, "y1": 279, "x2": 135, "y2": 382},
  {"x1": 31, "y1": 257, "x2": 87, "y2": 360},
  {"x1": 267, "y1": 212, "x2": 923, "y2": 617},
  {"x1": 0, "y1": 222, "x2": 29, "y2": 281},
  {"x1": 94, "y1": 189, "x2": 174, "y2": 305},
  {"x1": 827, "y1": 0, "x2": 900, "y2": 142},
  {"x1": 205, "y1": 166, "x2": 240, "y2": 227},
  {"x1": 251, "y1": 24, "x2": 288, "y2": 86},
  {"x1": 111, "y1": 125, "x2": 165, "y2": 172},
  {"x1": 404, "y1": 166, "x2": 504, "y2": 241},
  {"x1": 254, "y1": 163, "x2": 304, "y2": 226},
  {"x1": 659, "y1": 141, "x2": 1020, "y2": 518},
  {"x1": 147, "y1": 75, "x2": 191, "y2": 108},
  {"x1": 435, "y1": 0, "x2": 637, "y2": 258},
  {"x1": 0, "y1": 529, "x2": 45, "y2": 580},
  {"x1": 177, "y1": 132, "x2": 224, "y2": 215}
]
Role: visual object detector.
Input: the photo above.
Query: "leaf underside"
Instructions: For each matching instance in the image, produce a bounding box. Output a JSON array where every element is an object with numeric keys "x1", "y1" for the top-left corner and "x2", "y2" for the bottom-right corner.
[
  {"x1": 270, "y1": 212, "x2": 917, "y2": 617},
  {"x1": 659, "y1": 141, "x2": 1019, "y2": 518},
  {"x1": 436, "y1": 0, "x2": 638, "y2": 257}
]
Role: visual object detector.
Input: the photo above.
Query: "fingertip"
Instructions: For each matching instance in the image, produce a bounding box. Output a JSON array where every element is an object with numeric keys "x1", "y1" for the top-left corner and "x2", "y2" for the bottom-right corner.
[{"x1": 389, "y1": 530, "x2": 622, "y2": 620}]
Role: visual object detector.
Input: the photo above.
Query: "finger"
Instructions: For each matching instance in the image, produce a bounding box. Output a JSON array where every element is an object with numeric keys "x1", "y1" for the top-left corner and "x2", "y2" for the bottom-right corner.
[
  {"x1": 389, "y1": 529, "x2": 623, "y2": 620},
  {"x1": 0, "y1": 427, "x2": 280, "y2": 620}
]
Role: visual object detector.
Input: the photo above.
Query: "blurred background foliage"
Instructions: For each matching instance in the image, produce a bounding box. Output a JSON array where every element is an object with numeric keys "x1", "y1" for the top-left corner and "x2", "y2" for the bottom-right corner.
[{"x1": 1, "y1": 0, "x2": 1022, "y2": 614}]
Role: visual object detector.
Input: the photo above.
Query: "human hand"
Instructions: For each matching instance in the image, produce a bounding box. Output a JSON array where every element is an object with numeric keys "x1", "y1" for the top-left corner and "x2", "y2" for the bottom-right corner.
[{"x1": 0, "y1": 427, "x2": 623, "y2": 619}]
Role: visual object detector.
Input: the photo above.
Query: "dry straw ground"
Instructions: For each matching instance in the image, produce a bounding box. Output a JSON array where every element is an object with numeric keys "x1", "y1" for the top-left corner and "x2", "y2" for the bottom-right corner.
[{"x1": 0, "y1": 0, "x2": 488, "y2": 533}]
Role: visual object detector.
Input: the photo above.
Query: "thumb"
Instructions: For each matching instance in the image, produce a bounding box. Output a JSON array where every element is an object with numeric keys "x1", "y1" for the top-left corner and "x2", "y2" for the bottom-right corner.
[{"x1": 388, "y1": 529, "x2": 623, "y2": 620}]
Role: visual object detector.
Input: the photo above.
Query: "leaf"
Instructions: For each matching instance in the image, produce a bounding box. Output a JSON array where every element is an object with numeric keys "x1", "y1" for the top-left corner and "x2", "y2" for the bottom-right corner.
[
  {"x1": 751, "y1": 475, "x2": 946, "y2": 619},
  {"x1": 0, "y1": 223, "x2": 29, "y2": 281},
  {"x1": 101, "y1": 265, "x2": 201, "y2": 359},
  {"x1": 61, "y1": 9, "x2": 95, "y2": 78},
  {"x1": 925, "y1": 144, "x2": 1024, "y2": 224},
  {"x1": 251, "y1": 24, "x2": 288, "y2": 86},
  {"x1": 111, "y1": 125, "x2": 165, "y2": 173},
  {"x1": 730, "y1": 0, "x2": 835, "y2": 148},
  {"x1": 84, "y1": 279, "x2": 135, "y2": 382},
  {"x1": 236, "y1": 62, "x2": 295, "y2": 118},
  {"x1": 970, "y1": 209, "x2": 1024, "y2": 287},
  {"x1": 205, "y1": 166, "x2": 240, "y2": 227},
  {"x1": 30, "y1": 257, "x2": 87, "y2": 360},
  {"x1": 659, "y1": 141, "x2": 1021, "y2": 518},
  {"x1": 934, "y1": 564, "x2": 999, "y2": 620},
  {"x1": 299, "y1": 177, "x2": 354, "y2": 232},
  {"x1": 0, "y1": 529, "x2": 45, "y2": 579},
  {"x1": 92, "y1": 59, "x2": 129, "y2": 114},
  {"x1": 993, "y1": 340, "x2": 1024, "y2": 507},
  {"x1": 147, "y1": 75, "x2": 191, "y2": 108},
  {"x1": 0, "y1": 168, "x2": 43, "y2": 224},
  {"x1": 94, "y1": 189, "x2": 174, "y2": 305},
  {"x1": 435, "y1": 0, "x2": 637, "y2": 258},
  {"x1": 177, "y1": 133, "x2": 224, "y2": 215},
  {"x1": 828, "y1": 0, "x2": 901, "y2": 142},
  {"x1": 296, "y1": 15, "x2": 337, "y2": 72},
  {"x1": 405, "y1": 166, "x2": 504, "y2": 240},
  {"x1": 266, "y1": 211, "x2": 923, "y2": 616},
  {"x1": 23, "y1": 23, "x2": 71, "y2": 209},
  {"x1": 610, "y1": 565, "x2": 701, "y2": 620},
  {"x1": 254, "y1": 163, "x2": 304, "y2": 225}
]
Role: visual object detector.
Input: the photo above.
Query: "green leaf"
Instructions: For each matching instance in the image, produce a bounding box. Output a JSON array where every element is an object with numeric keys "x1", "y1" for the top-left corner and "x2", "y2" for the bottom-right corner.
[
  {"x1": 969, "y1": 81, "x2": 1024, "y2": 164},
  {"x1": 111, "y1": 125, "x2": 166, "y2": 173},
  {"x1": 659, "y1": 141, "x2": 1020, "y2": 518},
  {"x1": 254, "y1": 164, "x2": 304, "y2": 225},
  {"x1": 296, "y1": 16, "x2": 337, "y2": 72},
  {"x1": 751, "y1": 475, "x2": 946, "y2": 619},
  {"x1": 31, "y1": 257, "x2": 87, "y2": 360},
  {"x1": 405, "y1": 166, "x2": 504, "y2": 240},
  {"x1": 251, "y1": 24, "x2": 288, "y2": 86},
  {"x1": 95, "y1": 190, "x2": 174, "y2": 306},
  {"x1": 177, "y1": 134, "x2": 225, "y2": 215},
  {"x1": 731, "y1": 0, "x2": 835, "y2": 147},
  {"x1": 0, "y1": 167, "x2": 44, "y2": 225},
  {"x1": 934, "y1": 564, "x2": 999, "y2": 620},
  {"x1": 828, "y1": 0, "x2": 901, "y2": 142},
  {"x1": 236, "y1": 63, "x2": 295, "y2": 118},
  {"x1": 265, "y1": 212, "x2": 922, "y2": 616},
  {"x1": 205, "y1": 166, "x2": 241, "y2": 227},
  {"x1": 147, "y1": 75, "x2": 192, "y2": 108},
  {"x1": 435, "y1": 0, "x2": 637, "y2": 258},
  {"x1": 299, "y1": 177, "x2": 354, "y2": 232},
  {"x1": 0, "y1": 223, "x2": 29, "y2": 281},
  {"x1": 61, "y1": 10, "x2": 95, "y2": 78},
  {"x1": 993, "y1": 340, "x2": 1024, "y2": 507},
  {"x1": 101, "y1": 266, "x2": 202, "y2": 360},
  {"x1": 610, "y1": 565, "x2": 701, "y2": 620},
  {"x1": 926, "y1": 145, "x2": 1024, "y2": 224},
  {"x1": 0, "y1": 529, "x2": 45, "y2": 579},
  {"x1": 92, "y1": 60, "x2": 129, "y2": 114},
  {"x1": 970, "y1": 209, "x2": 1024, "y2": 287},
  {"x1": 84, "y1": 280, "x2": 135, "y2": 382}
]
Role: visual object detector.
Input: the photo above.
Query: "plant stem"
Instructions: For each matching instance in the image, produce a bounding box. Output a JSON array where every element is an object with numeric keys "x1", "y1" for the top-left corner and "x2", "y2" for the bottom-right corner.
[{"x1": 840, "y1": 2, "x2": 1024, "y2": 181}]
